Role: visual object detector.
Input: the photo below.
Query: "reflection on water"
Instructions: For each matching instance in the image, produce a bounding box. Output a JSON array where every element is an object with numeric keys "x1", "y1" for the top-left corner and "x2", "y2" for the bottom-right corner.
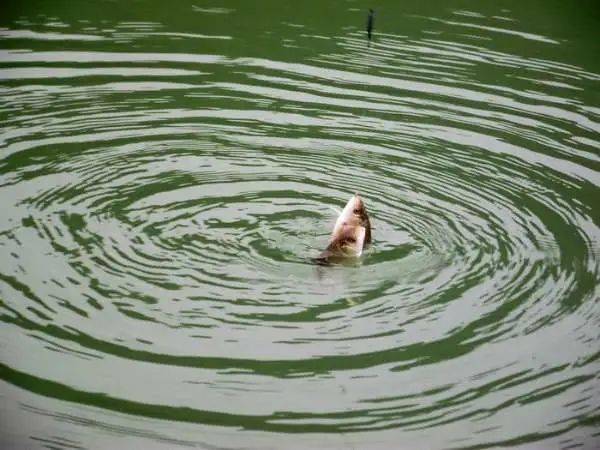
[{"x1": 1, "y1": 0, "x2": 599, "y2": 449}]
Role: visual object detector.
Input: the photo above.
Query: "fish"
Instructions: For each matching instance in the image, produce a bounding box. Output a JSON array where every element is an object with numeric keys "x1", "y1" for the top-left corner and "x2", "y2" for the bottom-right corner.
[{"x1": 316, "y1": 194, "x2": 372, "y2": 264}]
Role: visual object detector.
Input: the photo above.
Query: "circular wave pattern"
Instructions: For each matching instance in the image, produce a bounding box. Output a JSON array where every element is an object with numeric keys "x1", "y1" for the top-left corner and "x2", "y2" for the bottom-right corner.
[{"x1": 1, "y1": 5, "x2": 599, "y2": 449}]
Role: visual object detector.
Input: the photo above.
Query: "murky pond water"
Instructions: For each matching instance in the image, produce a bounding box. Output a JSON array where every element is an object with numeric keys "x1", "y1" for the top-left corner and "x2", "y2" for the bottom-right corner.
[{"x1": 1, "y1": 1, "x2": 599, "y2": 448}]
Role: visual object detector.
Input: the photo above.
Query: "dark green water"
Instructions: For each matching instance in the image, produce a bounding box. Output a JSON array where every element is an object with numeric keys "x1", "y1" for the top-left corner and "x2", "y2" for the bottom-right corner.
[{"x1": 1, "y1": 1, "x2": 599, "y2": 448}]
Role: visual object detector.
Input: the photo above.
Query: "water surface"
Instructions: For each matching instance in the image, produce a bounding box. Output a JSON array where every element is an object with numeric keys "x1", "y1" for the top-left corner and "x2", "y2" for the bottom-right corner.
[{"x1": 1, "y1": 1, "x2": 599, "y2": 449}]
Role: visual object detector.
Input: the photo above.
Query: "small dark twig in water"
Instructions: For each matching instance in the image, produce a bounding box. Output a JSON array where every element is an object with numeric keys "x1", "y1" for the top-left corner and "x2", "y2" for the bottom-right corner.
[{"x1": 367, "y1": 9, "x2": 375, "y2": 45}]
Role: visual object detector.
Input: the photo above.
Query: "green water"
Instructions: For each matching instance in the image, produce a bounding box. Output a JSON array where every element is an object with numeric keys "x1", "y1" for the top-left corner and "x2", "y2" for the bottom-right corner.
[{"x1": 1, "y1": 1, "x2": 599, "y2": 449}]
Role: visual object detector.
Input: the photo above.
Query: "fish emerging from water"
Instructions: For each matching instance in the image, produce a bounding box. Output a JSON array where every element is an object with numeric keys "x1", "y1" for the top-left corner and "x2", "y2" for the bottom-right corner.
[{"x1": 316, "y1": 194, "x2": 372, "y2": 264}]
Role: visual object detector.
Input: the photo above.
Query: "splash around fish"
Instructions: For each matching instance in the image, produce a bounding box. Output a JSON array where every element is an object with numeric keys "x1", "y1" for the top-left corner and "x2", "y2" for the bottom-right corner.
[{"x1": 315, "y1": 194, "x2": 372, "y2": 265}]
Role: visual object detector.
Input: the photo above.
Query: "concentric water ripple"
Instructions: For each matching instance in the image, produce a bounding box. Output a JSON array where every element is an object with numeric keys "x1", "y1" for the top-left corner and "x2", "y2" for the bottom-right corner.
[{"x1": 1, "y1": 1, "x2": 599, "y2": 449}]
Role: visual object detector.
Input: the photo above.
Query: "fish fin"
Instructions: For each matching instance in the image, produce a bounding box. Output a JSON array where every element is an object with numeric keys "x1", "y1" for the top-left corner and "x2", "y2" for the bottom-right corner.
[{"x1": 355, "y1": 226, "x2": 366, "y2": 256}]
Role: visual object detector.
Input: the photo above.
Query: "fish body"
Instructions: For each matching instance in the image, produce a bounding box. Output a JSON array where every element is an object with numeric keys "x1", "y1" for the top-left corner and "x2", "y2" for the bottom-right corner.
[{"x1": 317, "y1": 195, "x2": 371, "y2": 264}]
